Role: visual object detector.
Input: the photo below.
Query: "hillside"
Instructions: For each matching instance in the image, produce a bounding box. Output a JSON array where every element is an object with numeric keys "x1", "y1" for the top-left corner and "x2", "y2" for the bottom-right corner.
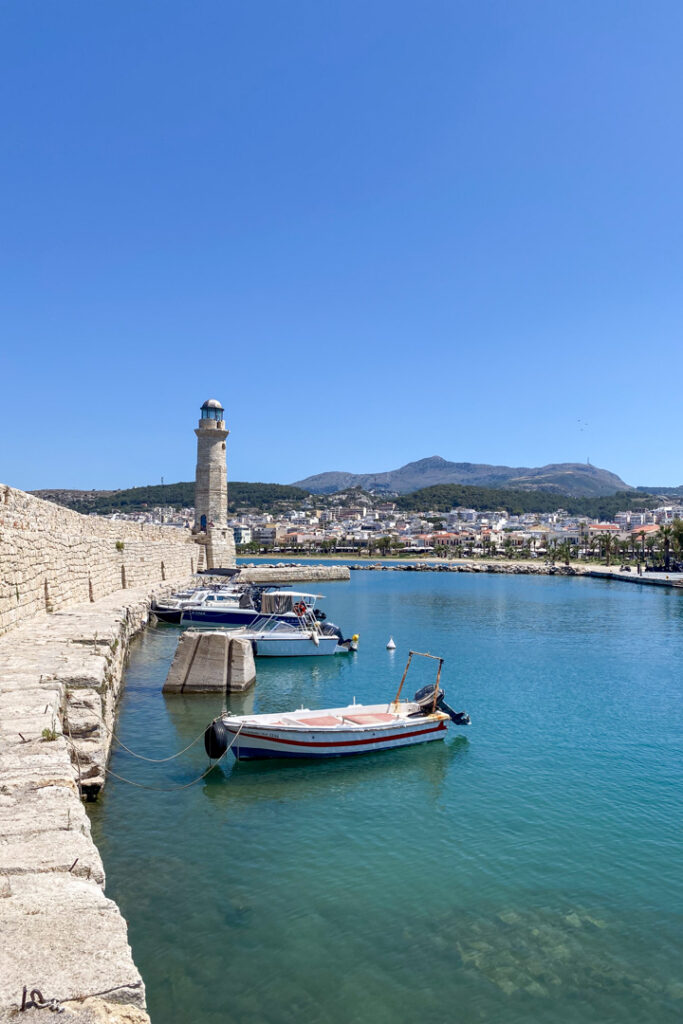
[
  {"x1": 293, "y1": 456, "x2": 631, "y2": 497},
  {"x1": 30, "y1": 478, "x2": 669, "y2": 521}
]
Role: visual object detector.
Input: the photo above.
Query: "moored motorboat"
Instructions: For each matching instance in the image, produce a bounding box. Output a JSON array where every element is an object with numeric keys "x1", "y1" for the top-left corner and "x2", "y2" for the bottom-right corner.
[
  {"x1": 210, "y1": 616, "x2": 358, "y2": 657},
  {"x1": 151, "y1": 585, "x2": 242, "y2": 624},
  {"x1": 204, "y1": 651, "x2": 470, "y2": 761}
]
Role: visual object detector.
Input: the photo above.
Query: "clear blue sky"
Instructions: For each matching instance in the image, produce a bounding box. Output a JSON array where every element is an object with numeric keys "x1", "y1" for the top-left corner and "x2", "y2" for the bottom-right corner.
[{"x1": 1, "y1": 0, "x2": 681, "y2": 491}]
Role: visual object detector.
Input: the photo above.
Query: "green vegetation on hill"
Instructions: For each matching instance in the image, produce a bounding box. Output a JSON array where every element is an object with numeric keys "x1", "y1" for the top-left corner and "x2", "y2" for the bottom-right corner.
[
  {"x1": 34, "y1": 479, "x2": 671, "y2": 520},
  {"x1": 227, "y1": 482, "x2": 310, "y2": 510},
  {"x1": 635, "y1": 484, "x2": 683, "y2": 496},
  {"x1": 395, "y1": 484, "x2": 663, "y2": 519},
  {"x1": 34, "y1": 481, "x2": 310, "y2": 514}
]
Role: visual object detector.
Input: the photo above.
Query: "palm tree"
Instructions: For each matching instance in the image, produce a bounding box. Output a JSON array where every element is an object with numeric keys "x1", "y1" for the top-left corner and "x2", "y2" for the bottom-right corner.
[
  {"x1": 638, "y1": 530, "x2": 646, "y2": 562},
  {"x1": 601, "y1": 533, "x2": 616, "y2": 566},
  {"x1": 659, "y1": 525, "x2": 673, "y2": 571},
  {"x1": 557, "y1": 540, "x2": 571, "y2": 566},
  {"x1": 672, "y1": 518, "x2": 683, "y2": 566},
  {"x1": 377, "y1": 536, "x2": 394, "y2": 557}
]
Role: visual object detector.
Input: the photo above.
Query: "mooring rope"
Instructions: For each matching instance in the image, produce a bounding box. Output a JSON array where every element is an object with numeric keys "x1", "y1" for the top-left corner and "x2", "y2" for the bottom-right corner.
[
  {"x1": 107, "y1": 722, "x2": 207, "y2": 763},
  {"x1": 64, "y1": 722, "x2": 243, "y2": 793},
  {"x1": 81, "y1": 701, "x2": 213, "y2": 764}
]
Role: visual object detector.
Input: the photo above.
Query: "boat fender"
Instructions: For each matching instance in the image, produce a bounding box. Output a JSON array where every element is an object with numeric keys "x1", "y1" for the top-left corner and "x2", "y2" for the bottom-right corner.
[
  {"x1": 251, "y1": 639, "x2": 258, "y2": 656},
  {"x1": 204, "y1": 718, "x2": 230, "y2": 759}
]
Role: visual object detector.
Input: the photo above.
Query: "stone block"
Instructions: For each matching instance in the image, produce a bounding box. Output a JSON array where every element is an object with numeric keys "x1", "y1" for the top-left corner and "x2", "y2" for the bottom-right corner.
[
  {"x1": 0, "y1": 874, "x2": 147, "y2": 1012},
  {"x1": 228, "y1": 636, "x2": 257, "y2": 691},
  {"x1": 163, "y1": 631, "x2": 255, "y2": 693}
]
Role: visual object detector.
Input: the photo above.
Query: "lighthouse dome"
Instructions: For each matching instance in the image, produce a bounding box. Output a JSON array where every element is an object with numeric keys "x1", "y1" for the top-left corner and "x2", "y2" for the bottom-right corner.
[{"x1": 200, "y1": 398, "x2": 224, "y2": 422}]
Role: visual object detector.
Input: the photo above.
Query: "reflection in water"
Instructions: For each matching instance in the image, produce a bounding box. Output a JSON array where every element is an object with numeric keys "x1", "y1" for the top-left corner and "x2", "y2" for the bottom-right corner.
[{"x1": 200, "y1": 733, "x2": 470, "y2": 810}]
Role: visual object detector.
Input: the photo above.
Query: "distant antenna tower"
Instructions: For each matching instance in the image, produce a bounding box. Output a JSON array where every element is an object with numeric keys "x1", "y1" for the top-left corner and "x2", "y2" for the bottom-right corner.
[{"x1": 587, "y1": 457, "x2": 591, "y2": 465}]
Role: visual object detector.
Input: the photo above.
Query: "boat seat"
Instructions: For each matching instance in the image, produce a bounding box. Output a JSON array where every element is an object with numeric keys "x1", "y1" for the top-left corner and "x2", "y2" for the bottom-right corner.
[
  {"x1": 294, "y1": 715, "x2": 343, "y2": 727},
  {"x1": 342, "y1": 713, "x2": 396, "y2": 725}
]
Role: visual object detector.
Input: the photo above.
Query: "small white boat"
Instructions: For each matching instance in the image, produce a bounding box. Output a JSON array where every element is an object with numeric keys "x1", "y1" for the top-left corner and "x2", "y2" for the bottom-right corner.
[
  {"x1": 205, "y1": 651, "x2": 470, "y2": 761},
  {"x1": 213, "y1": 617, "x2": 357, "y2": 657}
]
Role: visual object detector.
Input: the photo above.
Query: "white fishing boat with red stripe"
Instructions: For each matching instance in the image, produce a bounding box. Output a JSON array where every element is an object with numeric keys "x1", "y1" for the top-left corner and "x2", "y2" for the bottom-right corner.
[{"x1": 204, "y1": 651, "x2": 470, "y2": 761}]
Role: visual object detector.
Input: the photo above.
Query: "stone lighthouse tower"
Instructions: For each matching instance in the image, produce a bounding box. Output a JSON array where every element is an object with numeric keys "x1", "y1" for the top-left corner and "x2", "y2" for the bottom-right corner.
[{"x1": 194, "y1": 399, "x2": 236, "y2": 569}]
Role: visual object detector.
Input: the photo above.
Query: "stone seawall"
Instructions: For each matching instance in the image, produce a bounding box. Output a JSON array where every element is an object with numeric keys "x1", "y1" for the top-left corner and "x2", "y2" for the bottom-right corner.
[
  {"x1": 0, "y1": 484, "x2": 199, "y2": 637},
  {"x1": 0, "y1": 586, "x2": 171, "y2": 1022},
  {"x1": 0, "y1": 487, "x2": 205, "y2": 1022}
]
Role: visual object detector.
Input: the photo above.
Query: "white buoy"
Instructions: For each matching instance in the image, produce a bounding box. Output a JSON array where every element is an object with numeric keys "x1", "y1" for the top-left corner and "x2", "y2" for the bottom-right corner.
[{"x1": 386, "y1": 636, "x2": 396, "y2": 650}]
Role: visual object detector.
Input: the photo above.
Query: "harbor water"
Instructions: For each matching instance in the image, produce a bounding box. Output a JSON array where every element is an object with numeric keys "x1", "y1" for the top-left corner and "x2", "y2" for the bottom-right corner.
[{"x1": 89, "y1": 568, "x2": 683, "y2": 1024}]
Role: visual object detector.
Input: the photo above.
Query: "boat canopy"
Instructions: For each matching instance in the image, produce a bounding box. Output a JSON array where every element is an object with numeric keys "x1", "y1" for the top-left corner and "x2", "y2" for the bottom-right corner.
[{"x1": 260, "y1": 591, "x2": 321, "y2": 614}]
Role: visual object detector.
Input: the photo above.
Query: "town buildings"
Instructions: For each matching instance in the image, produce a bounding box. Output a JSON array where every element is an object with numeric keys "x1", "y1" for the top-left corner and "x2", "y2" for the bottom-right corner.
[{"x1": 100, "y1": 496, "x2": 683, "y2": 562}]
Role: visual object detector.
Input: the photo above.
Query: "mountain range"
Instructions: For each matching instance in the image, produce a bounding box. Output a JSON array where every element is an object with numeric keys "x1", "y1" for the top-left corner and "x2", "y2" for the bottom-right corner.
[{"x1": 293, "y1": 456, "x2": 631, "y2": 498}]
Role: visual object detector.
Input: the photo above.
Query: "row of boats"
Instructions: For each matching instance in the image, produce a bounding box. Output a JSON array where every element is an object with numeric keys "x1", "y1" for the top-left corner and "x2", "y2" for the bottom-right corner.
[
  {"x1": 152, "y1": 583, "x2": 359, "y2": 657},
  {"x1": 154, "y1": 577, "x2": 471, "y2": 763}
]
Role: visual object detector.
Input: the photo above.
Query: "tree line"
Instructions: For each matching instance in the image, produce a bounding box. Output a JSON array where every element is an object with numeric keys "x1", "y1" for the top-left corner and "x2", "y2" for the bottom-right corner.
[
  {"x1": 394, "y1": 485, "x2": 665, "y2": 519},
  {"x1": 43, "y1": 481, "x2": 309, "y2": 514}
]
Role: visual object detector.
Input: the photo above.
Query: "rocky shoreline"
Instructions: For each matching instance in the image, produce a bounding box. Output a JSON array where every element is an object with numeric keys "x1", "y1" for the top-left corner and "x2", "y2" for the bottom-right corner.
[{"x1": 350, "y1": 561, "x2": 583, "y2": 575}]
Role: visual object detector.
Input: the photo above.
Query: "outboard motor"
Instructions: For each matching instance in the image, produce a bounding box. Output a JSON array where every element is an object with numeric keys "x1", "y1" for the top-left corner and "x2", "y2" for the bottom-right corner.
[
  {"x1": 204, "y1": 718, "x2": 231, "y2": 759},
  {"x1": 413, "y1": 684, "x2": 470, "y2": 726}
]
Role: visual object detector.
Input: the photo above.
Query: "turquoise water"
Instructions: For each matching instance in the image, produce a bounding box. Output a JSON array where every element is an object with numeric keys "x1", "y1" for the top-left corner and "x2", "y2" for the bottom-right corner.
[{"x1": 89, "y1": 570, "x2": 683, "y2": 1024}]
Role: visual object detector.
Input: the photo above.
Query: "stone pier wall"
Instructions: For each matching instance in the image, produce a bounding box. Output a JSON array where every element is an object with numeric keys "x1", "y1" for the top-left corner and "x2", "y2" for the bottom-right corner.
[
  {"x1": 0, "y1": 484, "x2": 198, "y2": 637},
  {"x1": 0, "y1": 487, "x2": 204, "y2": 1022},
  {"x1": 0, "y1": 586, "x2": 167, "y2": 1022}
]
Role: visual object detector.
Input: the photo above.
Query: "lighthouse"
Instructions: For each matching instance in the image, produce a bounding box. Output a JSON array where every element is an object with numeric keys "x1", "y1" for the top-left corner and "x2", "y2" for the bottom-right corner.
[{"x1": 194, "y1": 399, "x2": 236, "y2": 569}]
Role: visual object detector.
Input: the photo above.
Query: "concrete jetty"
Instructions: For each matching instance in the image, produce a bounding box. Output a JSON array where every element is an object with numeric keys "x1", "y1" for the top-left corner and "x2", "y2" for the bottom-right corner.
[{"x1": 237, "y1": 563, "x2": 350, "y2": 583}]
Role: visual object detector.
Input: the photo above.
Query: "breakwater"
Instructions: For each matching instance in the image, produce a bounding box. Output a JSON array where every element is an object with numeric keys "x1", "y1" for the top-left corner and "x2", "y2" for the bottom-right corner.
[
  {"x1": 350, "y1": 561, "x2": 582, "y2": 575},
  {"x1": 0, "y1": 485, "x2": 203, "y2": 1022},
  {"x1": 349, "y1": 560, "x2": 683, "y2": 588},
  {"x1": 238, "y1": 563, "x2": 350, "y2": 583}
]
